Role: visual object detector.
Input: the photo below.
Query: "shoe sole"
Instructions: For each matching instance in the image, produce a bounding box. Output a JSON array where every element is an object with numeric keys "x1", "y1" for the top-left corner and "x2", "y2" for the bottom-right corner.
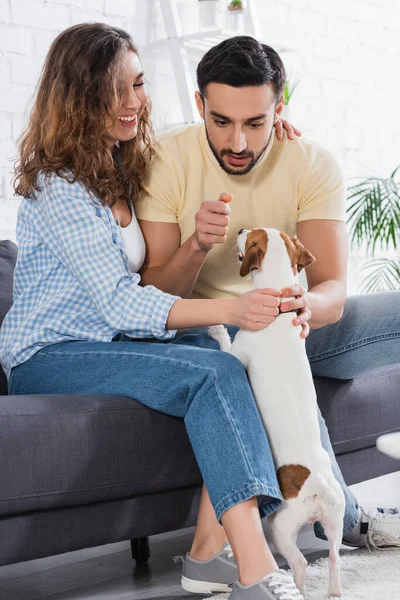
[{"x1": 181, "y1": 575, "x2": 232, "y2": 594}]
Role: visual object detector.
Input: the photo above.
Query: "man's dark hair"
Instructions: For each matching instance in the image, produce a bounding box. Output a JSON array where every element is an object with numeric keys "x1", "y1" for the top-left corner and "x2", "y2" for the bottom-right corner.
[{"x1": 196, "y1": 35, "x2": 286, "y2": 102}]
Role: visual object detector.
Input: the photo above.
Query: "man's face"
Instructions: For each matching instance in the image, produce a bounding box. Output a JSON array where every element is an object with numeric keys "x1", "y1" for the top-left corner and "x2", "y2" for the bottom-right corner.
[{"x1": 196, "y1": 83, "x2": 281, "y2": 176}]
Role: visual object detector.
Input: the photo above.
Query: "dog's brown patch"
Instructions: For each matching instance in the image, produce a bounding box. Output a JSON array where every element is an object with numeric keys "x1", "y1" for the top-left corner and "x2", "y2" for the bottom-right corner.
[
  {"x1": 279, "y1": 232, "x2": 316, "y2": 272},
  {"x1": 240, "y1": 229, "x2": 269, "y2": 277},
  {"x1": 277, "y1": 464, "x2": 311, "y2": 499}
]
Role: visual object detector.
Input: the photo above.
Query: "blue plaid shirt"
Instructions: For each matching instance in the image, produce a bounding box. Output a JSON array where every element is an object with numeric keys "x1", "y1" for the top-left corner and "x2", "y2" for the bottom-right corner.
[{"x1": 0, "y1": 173, "x2": 179, "y2": 379}]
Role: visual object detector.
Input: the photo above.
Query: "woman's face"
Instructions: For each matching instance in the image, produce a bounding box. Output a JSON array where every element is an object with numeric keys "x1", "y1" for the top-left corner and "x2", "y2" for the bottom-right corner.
[{"x1": 104, "y1": 50, "x2": 148, "y2": 150}]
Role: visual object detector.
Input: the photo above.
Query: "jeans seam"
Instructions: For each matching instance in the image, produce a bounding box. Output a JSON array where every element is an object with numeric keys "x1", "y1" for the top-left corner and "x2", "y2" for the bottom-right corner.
[
  {"x1": 308, "y1": 332, "x2": 400, "y2": 362},
  {"x1": 343, "y1": 511, "x2": 360, "y2": 536},
  {"x1": 37, "y1": 348, "x2": 227, "y2": 374},
  {"x1": 212, "y1": 369, "x2": 261, "y2": 487}
]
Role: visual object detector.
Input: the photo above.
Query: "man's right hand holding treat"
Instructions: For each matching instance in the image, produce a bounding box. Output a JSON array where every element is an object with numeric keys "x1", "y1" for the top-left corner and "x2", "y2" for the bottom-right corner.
[{"x1": 192, "y1": 192, "x2": 232, "y2": 253}]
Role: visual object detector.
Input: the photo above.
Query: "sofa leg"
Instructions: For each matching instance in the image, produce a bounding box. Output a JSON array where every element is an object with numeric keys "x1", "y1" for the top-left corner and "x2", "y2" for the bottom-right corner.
[{"x1": 131, "y1": 537, "x2": 150, "y2": 564}]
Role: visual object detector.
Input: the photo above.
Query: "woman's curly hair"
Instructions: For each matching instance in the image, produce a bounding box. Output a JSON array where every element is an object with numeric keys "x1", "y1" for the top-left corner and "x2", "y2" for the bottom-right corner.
[{"x1": 13, "y1": 23, "x2": 155, "y2": 206}]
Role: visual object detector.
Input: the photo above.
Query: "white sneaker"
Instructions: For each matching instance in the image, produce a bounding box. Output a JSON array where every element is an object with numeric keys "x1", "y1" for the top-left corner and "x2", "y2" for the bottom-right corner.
[{"x1": 361, "y1": 507, "x2": 400, "y2": 549}]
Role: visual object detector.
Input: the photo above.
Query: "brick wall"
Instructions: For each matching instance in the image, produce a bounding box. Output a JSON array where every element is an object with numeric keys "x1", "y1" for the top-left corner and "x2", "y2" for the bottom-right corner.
[{"x1": 1, "y1": 0, "x2": 399, "y2": 286}]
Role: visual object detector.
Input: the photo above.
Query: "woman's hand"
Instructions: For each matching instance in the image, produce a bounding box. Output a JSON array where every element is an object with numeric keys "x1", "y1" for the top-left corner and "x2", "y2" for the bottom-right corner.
[
  {"x1": 230, "y1": 288, "x2": 281, "y2": 331},
  {"x1": 280, "y1": 284, "x2": 311, "y2": 338},
  {"x1": 274, "y1": 118, "x2": 302, "y2": 140}
]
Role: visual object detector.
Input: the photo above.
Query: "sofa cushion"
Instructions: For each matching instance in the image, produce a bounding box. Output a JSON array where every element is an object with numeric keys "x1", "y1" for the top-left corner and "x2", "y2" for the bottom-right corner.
[
  {"x1": 0, "y1": 394, "x2": 202, "y2": 517},
  {"x1": 0, "y1": 240, "x2": 18, "y2": 395},
  {"x1": 316, "y1": 363, "x2": 400, "y2": 456},
  {"x1": 1, "y1": 362, "x2": 399, "y2": 517}
]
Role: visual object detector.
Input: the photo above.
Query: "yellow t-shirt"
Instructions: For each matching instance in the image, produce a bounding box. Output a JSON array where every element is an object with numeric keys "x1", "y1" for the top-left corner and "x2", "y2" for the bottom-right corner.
[{"x1": 135, "y1": 124, "x2": 346, "y2": 299}]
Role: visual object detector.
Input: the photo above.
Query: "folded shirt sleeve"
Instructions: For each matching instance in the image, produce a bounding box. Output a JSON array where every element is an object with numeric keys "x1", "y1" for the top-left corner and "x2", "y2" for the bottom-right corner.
[
  {"x1": 134, "y1": 139, "x2": 183, "y2": 224},
  {"x1": 297, "y1": 145, "x2": 346, "y2": 223}
]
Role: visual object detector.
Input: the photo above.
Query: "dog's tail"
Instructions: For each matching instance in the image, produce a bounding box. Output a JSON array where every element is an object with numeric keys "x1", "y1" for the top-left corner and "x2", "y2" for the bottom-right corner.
[{"x1": 207, "y1": 325, "x2": 232, "y2": 352}]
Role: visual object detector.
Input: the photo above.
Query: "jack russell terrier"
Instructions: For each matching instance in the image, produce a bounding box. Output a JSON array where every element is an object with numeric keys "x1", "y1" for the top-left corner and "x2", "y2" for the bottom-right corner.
[{"x1": 209, "y1": 228, "x2": 345, "y2": 599}]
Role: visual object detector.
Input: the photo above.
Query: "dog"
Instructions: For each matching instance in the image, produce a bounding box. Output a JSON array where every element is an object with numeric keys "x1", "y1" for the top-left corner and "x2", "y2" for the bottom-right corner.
[{"x1": 209, "y1": 228, "x2": 345, "y2": 599}]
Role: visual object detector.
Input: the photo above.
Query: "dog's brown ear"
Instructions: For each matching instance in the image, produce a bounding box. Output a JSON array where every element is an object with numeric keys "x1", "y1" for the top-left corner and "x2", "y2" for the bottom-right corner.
[
  {"x1": 240, "y1": 229, "x2": 268, "y2": 277},
  {"x1": 293, "y1": 238, "x2": 315, "y2": 272},
  {"x1": 240, "y1": 245, "x2": 263, "y2": 277},
  {"x1": 280, "y1": 232, "x2": 316, "y2": 272}
]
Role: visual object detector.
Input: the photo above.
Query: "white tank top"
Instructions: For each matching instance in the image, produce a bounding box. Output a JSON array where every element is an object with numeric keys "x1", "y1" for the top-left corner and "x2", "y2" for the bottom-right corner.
[{"x1": 120, "y1": 208, "x2": 146, "y2": 273}]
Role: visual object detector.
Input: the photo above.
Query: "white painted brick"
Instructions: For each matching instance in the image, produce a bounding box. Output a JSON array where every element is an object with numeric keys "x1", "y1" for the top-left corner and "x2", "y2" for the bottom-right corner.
[
  {"x1": 0, "y1": 139, "x2": 16, "y2": 161},
  {"x1": 258, "y1": 2, "x2": 289, "y2": 28},
  {"x1": 11, "y1": 55, "x2": 42, "y2": 85},
  {"x1": 70, "y1": 8, "x2": 103, "y2": 24},
  {"x1": 313, "y1": 36, "x2": 349, "y2": 61},
  {"x1": 0, "y1": 115, "x2": 12, "y2": 140},
  {"x1": 70, "y1": 9, "x2": 126, "y2": 28},
  {"x1": 0, "y1": 195, "x2": 20, "y2": 218},
  {"x1": 0, "y1": 229, "x2": 17, "y2": 243},
  {"x1": 295, "y1": 74, "x2": 321, "y2": 98},
  {"x1": 380, "y1": 28, "x2": 400, "y2": 53},
  {"x1": 34, "y1": 29, "x2": 60, "y2": 58},
  {"x1": 84, "y1": 0, "x2": 106, "y2": 12},
  {"x1": 50, "y1": 0, "x2": 83, "y2": 7},
  {"x1": 288, "y1": 9, "x2": 328, "y2": 36},
  {"x1": 312, "y1": 0, "x2": 348, "y2": 19},
  {"x1": 304, "y1": 57, "x2": 342, "y2": 81},
  {"x1": 11, "y1": 1, "x2": 71, "y2": 31},
  {"x1": 12, "y1": 113, "x2": 26, "y2": 141},
  {"x1": 348, "y1": 44, "x2": 382, "y2": 69},
  {"x1": 0, "y1": 55, "x2": 11, "y2": 85},
  {"x1": 0, "y1": 0, "x2": 399, "y2": 224},
  {"x1": 0, "y1": 25, "x2": 32, "y2": 53},
  {"x1": 0, "y1": 0, "x2": 11, "y2": 24},
  {"x1": 328, "y1": 17, "x2": 361, "y2": 41},
  {"x1": 104, "y1": 0, "x2": 133, "y2": 18},
  {"x1": 0, "y1": 85, "x2": 33, "y2": 113}
]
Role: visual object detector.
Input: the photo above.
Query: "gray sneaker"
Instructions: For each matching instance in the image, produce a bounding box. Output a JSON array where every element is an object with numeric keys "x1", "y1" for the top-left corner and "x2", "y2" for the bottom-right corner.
[
  {"x1": 173, "y1": 542, "x2": 237, "y2": 594},
  {"x1": 230, "y1": 570, "x2": 304, "y2": 600}
]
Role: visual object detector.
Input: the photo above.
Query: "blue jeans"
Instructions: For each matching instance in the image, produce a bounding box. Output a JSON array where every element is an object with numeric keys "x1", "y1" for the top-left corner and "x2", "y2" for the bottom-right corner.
[
  {"x1": 9, "y1": 291, "x2": 400, "y2": 532},
  {"x1": 9, "y1": 337, "x2": 283, "y2": 523}
]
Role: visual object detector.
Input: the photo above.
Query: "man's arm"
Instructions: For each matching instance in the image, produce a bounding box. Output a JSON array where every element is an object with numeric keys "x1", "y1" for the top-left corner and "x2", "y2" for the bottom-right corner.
[
  {"x1": 280, "y1": 219, "x2": 348, "y2": 330},
  {"x1": 139, "y1": 193, "x2": 231, "y2": 298},
  {"x1": 139, "y1": 221, "x2": 207, "y2": 297}
]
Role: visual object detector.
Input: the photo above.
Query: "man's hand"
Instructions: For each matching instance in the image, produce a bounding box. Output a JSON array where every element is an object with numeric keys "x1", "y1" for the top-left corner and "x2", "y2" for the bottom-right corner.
[
  {"x1": 280, "y1": 283, "x2": 312, "y2": 339},
  {"x1": 193, "y1": 192, "x2": 232, "y2": 253},
  {"x1": 274, "y1": 118, "x2": 302, "y2": 141}
]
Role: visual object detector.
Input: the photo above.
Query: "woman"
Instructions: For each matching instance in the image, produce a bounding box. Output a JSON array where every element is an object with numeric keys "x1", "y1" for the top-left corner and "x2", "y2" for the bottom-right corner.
[{"x1": 0, "y1": 24, "x2": 304, "y2": 600}]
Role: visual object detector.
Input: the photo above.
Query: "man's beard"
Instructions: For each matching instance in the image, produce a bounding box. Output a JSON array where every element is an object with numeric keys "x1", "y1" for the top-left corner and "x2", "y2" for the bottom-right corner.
[{"x1": 205, "y1": 125, "x2": 273, "y2": 176}]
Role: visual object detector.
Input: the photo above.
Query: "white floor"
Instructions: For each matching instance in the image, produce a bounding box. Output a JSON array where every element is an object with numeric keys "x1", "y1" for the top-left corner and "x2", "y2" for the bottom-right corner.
[{"x1": 0, "y1": 471, "x2": 399, "y2": 600}]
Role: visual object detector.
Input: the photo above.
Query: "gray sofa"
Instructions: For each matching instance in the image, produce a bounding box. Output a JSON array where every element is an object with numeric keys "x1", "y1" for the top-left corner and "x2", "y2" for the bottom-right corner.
[{"x1": 1, "y1": 239, "x2": 399, "y2": 568}]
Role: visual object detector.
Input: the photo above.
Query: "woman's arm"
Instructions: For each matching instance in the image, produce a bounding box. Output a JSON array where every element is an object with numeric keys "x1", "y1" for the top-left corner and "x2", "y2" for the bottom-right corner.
[{"x1": 166, "y1": 289, "x2": 281, "y2": 331}]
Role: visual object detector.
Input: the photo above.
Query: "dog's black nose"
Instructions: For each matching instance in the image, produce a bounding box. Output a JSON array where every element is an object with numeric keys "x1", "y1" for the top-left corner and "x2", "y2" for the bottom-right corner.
[{"x1": 238, "y1": 228, "x2": 245, "y2": 235}]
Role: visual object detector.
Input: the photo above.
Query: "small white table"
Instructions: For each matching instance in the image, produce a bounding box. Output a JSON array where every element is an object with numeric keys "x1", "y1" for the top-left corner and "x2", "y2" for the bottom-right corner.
[{"x1": 377, "y1": 432, "x2": 400, "y2": 460}]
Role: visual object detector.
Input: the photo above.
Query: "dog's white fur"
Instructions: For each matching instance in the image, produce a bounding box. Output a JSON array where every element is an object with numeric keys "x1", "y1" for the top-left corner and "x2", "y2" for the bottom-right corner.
[{"x1": 209, "y1": 228, "x2": 345, "y2": 599}]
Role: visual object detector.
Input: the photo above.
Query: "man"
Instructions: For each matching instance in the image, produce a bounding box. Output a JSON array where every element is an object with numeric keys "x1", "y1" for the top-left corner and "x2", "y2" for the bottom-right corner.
[{"x1": 135, "y1": 36, "x2": 400, "y2": 594}]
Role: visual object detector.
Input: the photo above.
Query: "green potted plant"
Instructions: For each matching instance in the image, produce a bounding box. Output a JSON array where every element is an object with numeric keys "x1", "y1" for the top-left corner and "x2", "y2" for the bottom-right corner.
[
  {"x1": 346, "y1": 166, "x2": 400, "y2": 292},
  {"x1": 228, "y1": 0, "x2": 244, "y2": 11},
  {"x1": 281, "y1": 79, "x2": 298, "y2": 120},
  {"x1": 283, "y1": 80, "x2": 298, "y2": 106}
]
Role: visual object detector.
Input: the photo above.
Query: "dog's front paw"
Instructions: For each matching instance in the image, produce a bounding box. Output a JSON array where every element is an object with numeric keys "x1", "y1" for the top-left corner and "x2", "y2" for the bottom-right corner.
[{"x1": 207, "y1": 325, "x2": 232, "y2": 352}]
